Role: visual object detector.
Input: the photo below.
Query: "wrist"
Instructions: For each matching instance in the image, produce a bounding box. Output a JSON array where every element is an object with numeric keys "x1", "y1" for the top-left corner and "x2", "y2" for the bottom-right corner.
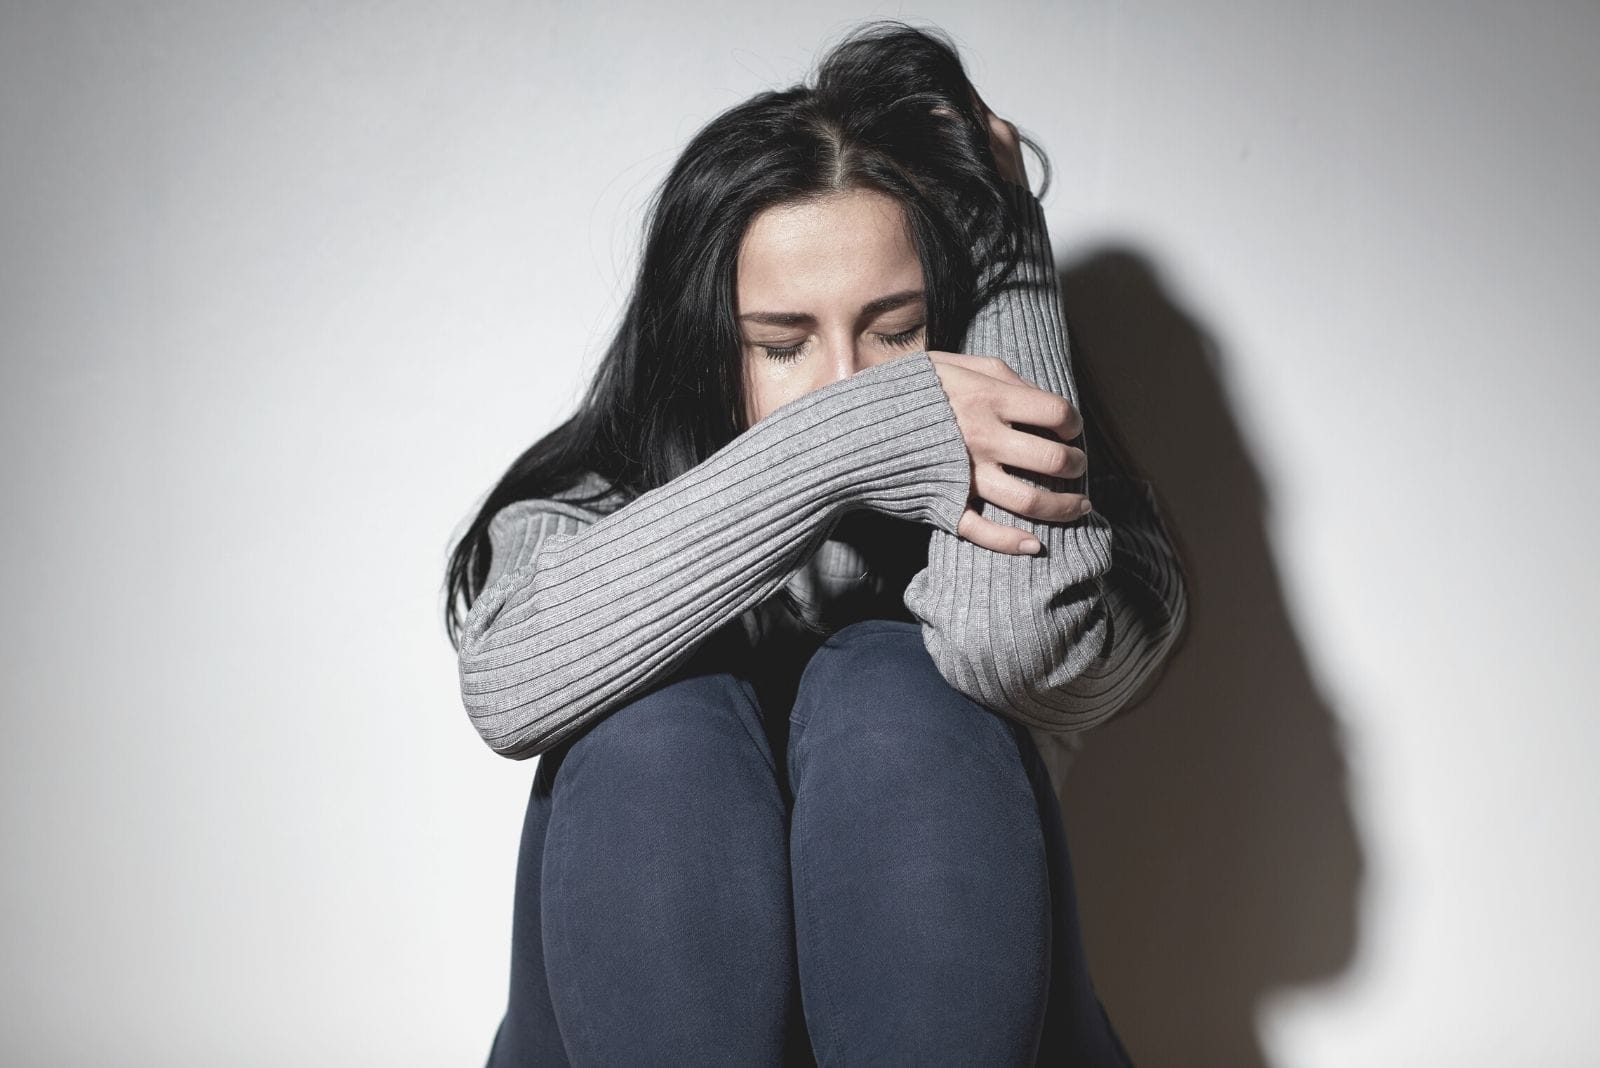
[{"x1": 839, "y1": 351, "x2": 972, "y2": 535}]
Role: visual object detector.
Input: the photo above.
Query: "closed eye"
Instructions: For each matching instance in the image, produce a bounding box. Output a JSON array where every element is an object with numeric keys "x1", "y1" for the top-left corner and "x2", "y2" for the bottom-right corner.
[
  {"x1": 879, "y1": 325, "x2": 924, "y2": 349},
  {"x1": 760, "y1": 324, "x2": 926, "y2": 364}
]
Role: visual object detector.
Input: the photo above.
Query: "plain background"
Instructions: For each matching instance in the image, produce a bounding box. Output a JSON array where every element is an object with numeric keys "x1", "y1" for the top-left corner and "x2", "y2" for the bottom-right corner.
[{"x1": 2, "y1": 2, "x2": 1596, "y2": 1064}]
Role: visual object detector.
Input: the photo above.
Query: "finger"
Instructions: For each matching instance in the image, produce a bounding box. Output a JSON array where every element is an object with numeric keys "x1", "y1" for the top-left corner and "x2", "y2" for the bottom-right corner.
[
  {"x1": 975, "y1": 354, "x2": 1026, "y2": 383},
  {"x1": 953, "y1": 355, "x2": 1045, "y2": 393},
  {"x1": 927, "y1": 350, "x2": 1002, "y2": 372},
  {"x1": 990, "y1": 421, "x2": 1088, "y2": 482},
  {"x1": 927, "y1": 351, "x2": 1025, "y2": 384},
  {"x1": 997, "y1": 379, "x2": 1084, "y2": 443},
  {"x1": 974, "y1": 460, "x2": 1093, "y2": 524},
  {"x1": 956, "y1": 506, "x2": 1042, "y2": 556}
]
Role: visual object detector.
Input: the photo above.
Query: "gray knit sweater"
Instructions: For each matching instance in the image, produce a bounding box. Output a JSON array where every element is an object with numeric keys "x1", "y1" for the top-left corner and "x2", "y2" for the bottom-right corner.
[{"x1": 457, "y1": 183, "x2": 1188, "y2": 762}]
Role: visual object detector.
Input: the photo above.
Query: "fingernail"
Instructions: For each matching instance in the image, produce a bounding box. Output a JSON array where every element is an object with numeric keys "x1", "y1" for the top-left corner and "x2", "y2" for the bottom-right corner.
[
  {"x1": 1020, "y1": 537, "x2": 1043, "y2": 554},
  {"x1": 1078, "y1": 498, "x2": 1094, "y2": 516}
]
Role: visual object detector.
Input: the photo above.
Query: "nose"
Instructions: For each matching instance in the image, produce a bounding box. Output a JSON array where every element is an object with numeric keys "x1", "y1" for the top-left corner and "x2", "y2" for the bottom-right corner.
[{"x1": 818, "y1": 330, "x2": 899, "y2": 385}]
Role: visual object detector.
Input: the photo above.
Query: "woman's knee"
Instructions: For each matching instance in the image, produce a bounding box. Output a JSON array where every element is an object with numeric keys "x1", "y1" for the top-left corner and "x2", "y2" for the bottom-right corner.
[
  {"x1": 793, "y1": 619, "x2": 919, "y2": 713},
  {"x1": 553, "y1": 669, "x2": 779, "y2": 809},
  {"x1": 538, "y1": 670, "x2": 797, "y2": 1065},
  {"x1": 791, "y1": 618, "x2": 1024, "y2": 777}
]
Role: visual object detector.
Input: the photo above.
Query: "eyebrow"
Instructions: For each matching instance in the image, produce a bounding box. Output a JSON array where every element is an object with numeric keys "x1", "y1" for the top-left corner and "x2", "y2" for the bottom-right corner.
[{"x1": 737, "y1": 288, "x2": 926, "y2": 326}]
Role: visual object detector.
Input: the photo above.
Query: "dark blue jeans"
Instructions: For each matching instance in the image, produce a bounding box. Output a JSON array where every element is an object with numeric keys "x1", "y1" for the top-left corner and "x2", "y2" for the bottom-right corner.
[{"x1": 484, "y1": 618, "x2": 1134, "y2": 1066}]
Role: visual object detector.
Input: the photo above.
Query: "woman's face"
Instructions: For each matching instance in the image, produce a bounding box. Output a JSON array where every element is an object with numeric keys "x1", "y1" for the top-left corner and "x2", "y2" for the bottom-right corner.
[{"x1": 735, "y1": 187, "x2": 928, "y2": 428}]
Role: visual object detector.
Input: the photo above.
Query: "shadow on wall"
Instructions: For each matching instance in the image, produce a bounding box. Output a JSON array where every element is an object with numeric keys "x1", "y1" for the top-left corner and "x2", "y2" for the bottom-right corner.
[{"x1": 1050, "y1": 249, "x2": 1366, "y2": 1068}]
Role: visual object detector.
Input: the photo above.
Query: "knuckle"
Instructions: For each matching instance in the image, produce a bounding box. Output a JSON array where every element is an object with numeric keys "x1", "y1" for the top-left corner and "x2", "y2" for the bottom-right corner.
[
  {"x1": 1017, "y1": 483, "x2": 1046, "y2": 514},
  {"x1": 1046, "y1": 440, "x2": 1074, "y2": 475},
  {"x1": 1051, "y1": 395, "x2": 1074, "y2": 427}
]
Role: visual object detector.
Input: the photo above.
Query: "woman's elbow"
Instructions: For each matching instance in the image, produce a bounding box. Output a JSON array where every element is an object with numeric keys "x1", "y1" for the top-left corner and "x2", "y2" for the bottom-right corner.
[
  {"x1": 458, "y1": 656, "x2": 568, "y2": 760},
  {"x1": 928, "y1": 618, "x2": 1116, "y2": 736},
  {"x1": 463, "y1": 698, "x2": 566, "y2": 761}
]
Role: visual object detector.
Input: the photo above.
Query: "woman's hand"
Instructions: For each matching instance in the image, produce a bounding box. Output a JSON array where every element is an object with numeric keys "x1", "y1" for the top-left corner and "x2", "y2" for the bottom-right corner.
[
  {"x1": 932, "y1": 88, "x2": 1028, "y2": 187},
  {"x1": 972, "y1": 89, "x2": 1028, "y2": 187},
  {"x1": 926, "y1": 351, "x2": 1092, "y2": 555},
  {"x1": 926, "y1": 88, "x2": 1056, "y2": 555}
]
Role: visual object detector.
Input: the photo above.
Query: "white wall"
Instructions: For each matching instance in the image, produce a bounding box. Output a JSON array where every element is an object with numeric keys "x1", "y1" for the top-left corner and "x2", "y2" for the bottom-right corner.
[{"x1": 2, "y1": 2, "x2": 1594, "y2": 1064}]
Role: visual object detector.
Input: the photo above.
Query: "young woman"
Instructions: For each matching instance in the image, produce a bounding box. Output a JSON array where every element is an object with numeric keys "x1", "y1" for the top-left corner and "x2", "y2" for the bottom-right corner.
[{"x1": 444, "y1": 20, "x2": 1188, "y2": 1067}]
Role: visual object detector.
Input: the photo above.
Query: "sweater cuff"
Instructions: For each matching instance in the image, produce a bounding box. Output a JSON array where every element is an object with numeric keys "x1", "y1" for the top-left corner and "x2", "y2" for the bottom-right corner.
[{"x1": 844, "y1": 350, "x2": 973, "y2": 535}]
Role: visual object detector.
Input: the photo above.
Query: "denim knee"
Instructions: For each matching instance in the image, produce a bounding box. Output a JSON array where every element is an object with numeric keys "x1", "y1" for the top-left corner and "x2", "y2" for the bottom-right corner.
[
  {"x1": 538, "y1": 670, "x2": 797, "y2": 1065},
  {"x1": 552, "y1": 669, "x2": 778, "y2": 806},
  {"x1": 790, "y1": 617, "x2": 1024, "y2": 779}
]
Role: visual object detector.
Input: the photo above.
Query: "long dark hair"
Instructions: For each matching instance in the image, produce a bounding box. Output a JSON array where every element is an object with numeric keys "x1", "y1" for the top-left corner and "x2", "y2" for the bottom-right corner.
[{"x1": 442, "y1": 19, "x2": 1055, "y2": 648}]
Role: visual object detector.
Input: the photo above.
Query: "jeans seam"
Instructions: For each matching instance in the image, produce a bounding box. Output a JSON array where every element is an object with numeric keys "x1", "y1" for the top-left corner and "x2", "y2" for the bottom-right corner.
[
  {"x1": 724, "y1": 674, "x2": 789, "y2": 823},
  {"x1": 790, "y1": 754, "x2": 846, "y2": 1066},
  {"x1": 725, "y1": 674, "x2": 779, "y2": 777},
  {"x1": 540, "y1": 809, "x2": 597, "y2": 1062}
]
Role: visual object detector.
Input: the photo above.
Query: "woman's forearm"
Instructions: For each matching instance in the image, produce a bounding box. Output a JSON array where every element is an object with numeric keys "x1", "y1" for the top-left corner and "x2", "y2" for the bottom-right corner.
[{"x1": 457, "y1": 351, "x2": 972, "y2": 759}]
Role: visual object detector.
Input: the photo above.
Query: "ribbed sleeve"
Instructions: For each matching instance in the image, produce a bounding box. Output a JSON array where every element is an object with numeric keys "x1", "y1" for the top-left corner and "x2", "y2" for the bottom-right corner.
[
  {"x1": 1070, "y1": 471, "x2": 1190, "y2": 713},
  {"x1": 901, "y1": 182, "x2": 1189, "y2": 735},
  {"x1": 456, "y1": 351, "x2": 973, "y2": 759}
]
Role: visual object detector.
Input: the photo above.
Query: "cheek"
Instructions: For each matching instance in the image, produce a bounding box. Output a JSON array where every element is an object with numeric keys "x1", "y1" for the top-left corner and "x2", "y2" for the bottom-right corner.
[
  {"x1": 745, "y1": 356, "x2": 800, "y2": 428},
  {"x1": 741, "y1": 355, "x2": 817, "y2": 428},
  {"x1": 744, "y1": 376, "x2": 775, "y2": 428}
]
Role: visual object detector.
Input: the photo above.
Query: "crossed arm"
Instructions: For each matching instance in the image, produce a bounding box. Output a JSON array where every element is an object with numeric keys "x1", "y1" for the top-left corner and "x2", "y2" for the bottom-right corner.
[{"x1": 903, "y1": 181, "x2": 1189, "y2": 734}]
